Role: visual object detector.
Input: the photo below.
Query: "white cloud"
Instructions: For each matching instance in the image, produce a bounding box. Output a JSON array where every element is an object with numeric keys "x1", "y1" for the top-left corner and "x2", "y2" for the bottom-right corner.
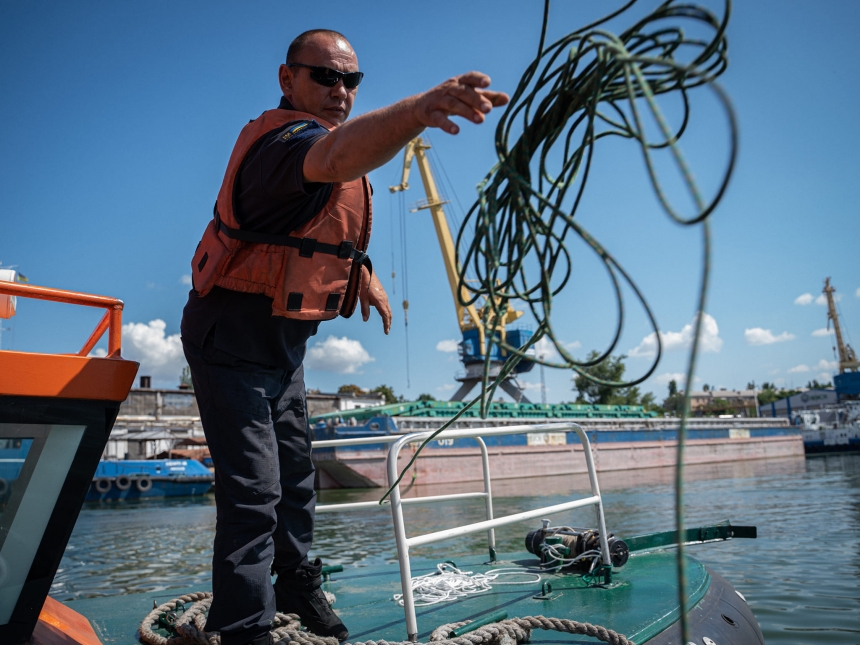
[
  {"x1": 519, "y1": 381, "x2": 545, "y2": 391},
  {"x1": 744, "y1": 328, "x2": 795, "y2": 346},
  {"x1": 811, "y1": 328, "x2": 833, "y2": 337},
  {"x1": 436, "y1": 339, "x2": 459, "y2": 353},
  {"x1": 436, "y1": 383, "x2": 456, "y2": 392},
  {"x1": 533, "y1": 336, "x2": 561, "y2": 361},
  {"x1": 818, "y1": 373, "x2": 833, "y2": 383},
  {"x1": 629, "y1": 313, "x2": 722, "y2": 358},
  {"x1": 180, "y1": 274, "x2": 192, "y2": 286},
  {"x1": 532, "y1": 336, "x2": 582, "y2": 363},
  {"x1": 121, "y1": 320, "x2": 184, "y2": 386},
  {"x1": 654, "y1": 372, "x2": 700, "y2": 388},
  {"x1": 815, "y1": 292, "x2": 841, "y2": 306},
  {"x1": 304, "y1": 335, "x2": 374, "y2": 374},
  {"x1": 816, "y1": 358, "x2": 838, "y2": 373},
  {"x1": 788, "y1": 364, "x2": 810, "y2": 374},
  {"x1": 656, "y1": 372, "x2": 687, "y2": 386},
  {"x1": 794, "y1": 293, "x2": 814, "y2": 306}
]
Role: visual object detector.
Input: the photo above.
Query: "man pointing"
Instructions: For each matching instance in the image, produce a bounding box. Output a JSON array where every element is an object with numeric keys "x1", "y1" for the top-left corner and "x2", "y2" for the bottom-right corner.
[{"x1": 181, "y1": 28, "x2": 508, "y2": 645}]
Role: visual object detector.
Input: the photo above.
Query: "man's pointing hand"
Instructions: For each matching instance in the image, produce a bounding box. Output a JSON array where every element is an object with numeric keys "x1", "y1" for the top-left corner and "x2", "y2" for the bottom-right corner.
[{"x1": 415, "y1": 72, "x2": 509, "y2": 135}]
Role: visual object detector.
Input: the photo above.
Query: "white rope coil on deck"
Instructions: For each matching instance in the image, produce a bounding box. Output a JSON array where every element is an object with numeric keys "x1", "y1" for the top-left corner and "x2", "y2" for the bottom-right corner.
[{"x1": 393, "y1": 563, "x2": 541, "y2": 607}]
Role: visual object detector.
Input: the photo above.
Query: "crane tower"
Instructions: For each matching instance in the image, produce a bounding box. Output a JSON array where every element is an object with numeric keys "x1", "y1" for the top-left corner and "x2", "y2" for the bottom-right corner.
[
  {"x1": 389, "y1": 138, "x2": 535, "y2": 402},
  {"x1": 823, "y1": 277, "x2": 860, "y2": 397}
]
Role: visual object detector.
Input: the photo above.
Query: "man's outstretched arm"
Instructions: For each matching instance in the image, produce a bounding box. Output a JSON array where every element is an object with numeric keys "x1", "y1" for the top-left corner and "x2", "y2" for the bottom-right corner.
[{"x1": 303, "y1": 72, "x2": 508, "y2": 184}]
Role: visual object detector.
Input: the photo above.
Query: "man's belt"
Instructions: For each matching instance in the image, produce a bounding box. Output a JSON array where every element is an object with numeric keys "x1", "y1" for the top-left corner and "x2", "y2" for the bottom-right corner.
[{"x1": 214, "y1": 210, "x2": 372, "y2": 276}]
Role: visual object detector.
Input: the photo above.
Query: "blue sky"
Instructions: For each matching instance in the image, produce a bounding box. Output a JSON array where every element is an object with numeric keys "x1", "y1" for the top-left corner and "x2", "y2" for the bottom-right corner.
[{"x1": 1, "y1": 1, "x2": 858, "y2": 402}]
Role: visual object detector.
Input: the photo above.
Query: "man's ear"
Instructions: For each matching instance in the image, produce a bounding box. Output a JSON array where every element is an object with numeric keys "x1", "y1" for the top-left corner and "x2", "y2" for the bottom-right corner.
[{"x1": 279, "y1": 64, "x2": 293, "y2": 97}]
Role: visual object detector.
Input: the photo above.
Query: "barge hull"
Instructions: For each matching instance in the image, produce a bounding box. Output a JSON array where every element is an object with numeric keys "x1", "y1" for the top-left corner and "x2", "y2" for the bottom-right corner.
[{"x1": 315, "y1": 434, "x2": 803, "y2": 489}]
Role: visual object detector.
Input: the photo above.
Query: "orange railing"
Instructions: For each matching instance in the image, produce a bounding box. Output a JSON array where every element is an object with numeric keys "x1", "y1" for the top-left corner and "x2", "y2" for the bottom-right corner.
[{"x1": 0, "y1": 282, "x2": 124, "y2": 357}]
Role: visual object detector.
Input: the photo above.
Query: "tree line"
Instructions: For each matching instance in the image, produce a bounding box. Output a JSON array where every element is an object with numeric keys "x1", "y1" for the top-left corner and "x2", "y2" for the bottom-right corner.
[{"x1": 324, "y1": 353, "x2": 833, "y2": 415}]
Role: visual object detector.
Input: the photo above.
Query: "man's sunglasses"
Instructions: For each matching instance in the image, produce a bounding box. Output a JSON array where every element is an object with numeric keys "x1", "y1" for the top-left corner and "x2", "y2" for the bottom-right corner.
[{"x1": 287, "y1": 63, "x2": 364, "y2": 89}]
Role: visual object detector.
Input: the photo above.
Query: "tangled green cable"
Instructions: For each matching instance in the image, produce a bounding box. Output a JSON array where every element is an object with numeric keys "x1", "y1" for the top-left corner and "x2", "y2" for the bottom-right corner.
[
  {"x1": 458, "y1": 0, "x2": 735, "y2": 397},
  {"x1": 384, "y1": 3, "x2": 737, "y2": 640},
  {"x1": 456, "y1": 5, "x2": 737, "y2": 637}
]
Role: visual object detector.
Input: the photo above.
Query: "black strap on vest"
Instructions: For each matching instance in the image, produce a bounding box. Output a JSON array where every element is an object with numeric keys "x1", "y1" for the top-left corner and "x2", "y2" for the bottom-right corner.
[{"x1": 214, "y1": 209, "x2": 372, "y2": 277}]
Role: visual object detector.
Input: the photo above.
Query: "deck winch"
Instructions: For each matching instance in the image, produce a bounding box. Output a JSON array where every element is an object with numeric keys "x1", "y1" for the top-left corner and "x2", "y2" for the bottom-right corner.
[{"x1": 525, "y1": 522, "x2": 629, "y2": 571}]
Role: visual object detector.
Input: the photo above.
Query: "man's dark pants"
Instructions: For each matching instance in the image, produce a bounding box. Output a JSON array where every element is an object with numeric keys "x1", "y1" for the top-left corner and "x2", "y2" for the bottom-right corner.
[{"x1": 183, "y1": 336, "x2": 316, "y2": 645}]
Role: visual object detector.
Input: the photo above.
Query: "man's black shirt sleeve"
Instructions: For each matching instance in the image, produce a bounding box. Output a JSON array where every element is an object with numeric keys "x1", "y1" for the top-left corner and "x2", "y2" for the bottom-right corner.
[{"x1": 234, "y1": 118, "x2": 332, "y2": 235}]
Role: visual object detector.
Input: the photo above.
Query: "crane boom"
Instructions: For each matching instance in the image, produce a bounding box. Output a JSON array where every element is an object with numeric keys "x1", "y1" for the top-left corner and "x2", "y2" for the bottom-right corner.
[
  {"x1": 824, "y1": 277, "x2": 859, "y2": 373},
  {"x1": 389, "y1": 138, "x2": 533, "y2": 402},
  {"x1": 390, "y1": 138, "x2": 483, "y2": 336}
]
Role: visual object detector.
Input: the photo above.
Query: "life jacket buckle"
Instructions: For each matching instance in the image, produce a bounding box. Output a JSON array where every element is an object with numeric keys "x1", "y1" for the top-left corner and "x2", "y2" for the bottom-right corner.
[
  {"x1": 299, "y1": 238, "x2": 317, "y2": 258},
  {"x1": 338, "y1": 241, "x2": 354, "y2": 259}
]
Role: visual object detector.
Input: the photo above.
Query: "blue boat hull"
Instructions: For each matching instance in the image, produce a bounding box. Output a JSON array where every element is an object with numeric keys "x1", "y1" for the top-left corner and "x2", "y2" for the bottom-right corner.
[
  {"x1": 86, "y1": 459, "x2": 214, "y2": 501},
  {"x1": 804, "y1": 438, "x2": 860, "y2": 455}
]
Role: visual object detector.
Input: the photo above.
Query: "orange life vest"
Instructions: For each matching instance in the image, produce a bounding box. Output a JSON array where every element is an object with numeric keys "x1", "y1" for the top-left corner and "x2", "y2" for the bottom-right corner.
[{"x1": 191, "y1": 108, "x2": 372, "y2": 320}]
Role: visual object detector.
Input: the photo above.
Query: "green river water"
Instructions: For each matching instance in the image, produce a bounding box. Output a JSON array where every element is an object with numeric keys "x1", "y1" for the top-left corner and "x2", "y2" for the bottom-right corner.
[{"x1": 52, "y1": 453, "x2": 860, "y2": 644}]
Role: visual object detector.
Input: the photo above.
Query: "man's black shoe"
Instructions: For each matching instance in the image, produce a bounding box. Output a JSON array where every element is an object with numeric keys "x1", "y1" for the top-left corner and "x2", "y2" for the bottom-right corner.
[
  {"x1": 243, "y1": 633, "x2": 273, "y2": 645},
  {"x1": 274, "y1": 558, "x2": 348, "y2": 641}
]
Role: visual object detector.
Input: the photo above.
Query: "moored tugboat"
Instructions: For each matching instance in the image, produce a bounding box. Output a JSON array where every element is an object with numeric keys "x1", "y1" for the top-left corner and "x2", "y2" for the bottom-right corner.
[{"x1": 87, "y1": 459, "x2": 214, "y2": 501}]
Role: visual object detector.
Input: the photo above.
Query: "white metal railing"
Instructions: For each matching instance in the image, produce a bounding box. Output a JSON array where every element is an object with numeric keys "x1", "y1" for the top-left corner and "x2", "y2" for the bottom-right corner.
[
  {"x1": 314, "y1": 434, "x2": 494, "y2": 522},
  {"x1": 311, "y1": 421, "x2": 610, "y2": 641},
  {"x1": 385, "y1": 423, "x2": 608, "y2": 640}
]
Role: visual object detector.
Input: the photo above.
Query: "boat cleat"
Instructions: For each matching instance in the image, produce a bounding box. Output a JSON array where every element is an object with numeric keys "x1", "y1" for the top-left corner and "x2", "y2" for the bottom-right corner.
[{"x1": 531, "y1": 580, "x2": 558, "y2": 600}]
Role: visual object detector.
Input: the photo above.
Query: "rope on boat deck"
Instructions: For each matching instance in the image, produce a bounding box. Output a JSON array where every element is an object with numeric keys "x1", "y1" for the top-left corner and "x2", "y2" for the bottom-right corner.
[
  {"x1": 396, "y1": 563, "x2": 542, "y2": 607},
  {"x1": 429, "y1": 616, "x2": 634, "y2": 645},
  {"x1": 138, "y1": 593, "x2": 634, "y2": 645}
]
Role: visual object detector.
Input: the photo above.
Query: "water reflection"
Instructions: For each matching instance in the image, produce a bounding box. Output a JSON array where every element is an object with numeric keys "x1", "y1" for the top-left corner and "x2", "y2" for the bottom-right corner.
[
  {"x1": 54, "y1": 454, "x2": 860, "y2": 644},
  {"x1": 52, "y1": 497, "x2": 216, "y2": 599}
]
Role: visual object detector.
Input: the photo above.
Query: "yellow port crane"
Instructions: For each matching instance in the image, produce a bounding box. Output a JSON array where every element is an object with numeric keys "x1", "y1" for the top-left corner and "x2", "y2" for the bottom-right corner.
[
  {"x1": 389, "y1": 137, "x2": 533, "y2": 402},
  {"x1": 823, "y1": 277, "x2": 859, "y2": 373}
]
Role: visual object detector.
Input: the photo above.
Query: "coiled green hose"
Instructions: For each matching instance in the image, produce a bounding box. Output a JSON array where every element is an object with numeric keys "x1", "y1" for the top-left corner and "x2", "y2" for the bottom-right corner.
[{"x1": 458, "y1": 0, "x2": 736, "y2": 406}]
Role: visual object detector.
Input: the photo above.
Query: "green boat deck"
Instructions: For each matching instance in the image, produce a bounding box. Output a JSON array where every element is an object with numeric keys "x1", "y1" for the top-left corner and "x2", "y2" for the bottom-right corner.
[{"x1": 67, "y1": 550, "x2": 709, "y2": 645}]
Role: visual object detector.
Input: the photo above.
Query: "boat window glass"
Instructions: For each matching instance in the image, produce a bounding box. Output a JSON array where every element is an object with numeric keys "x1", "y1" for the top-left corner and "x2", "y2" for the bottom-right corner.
[
  {"x1": 0, "y1": 438, "x2": 33, "y2": 523},
  {"x1": 0, "y1": 424, "x2": 85, "y2": 626}
]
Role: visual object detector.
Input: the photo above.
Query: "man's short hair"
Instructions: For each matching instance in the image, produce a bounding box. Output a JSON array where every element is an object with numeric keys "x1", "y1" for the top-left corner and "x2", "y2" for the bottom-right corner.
[{"x1": 286, "y1": 29, "x2": 350, "y2": 64}]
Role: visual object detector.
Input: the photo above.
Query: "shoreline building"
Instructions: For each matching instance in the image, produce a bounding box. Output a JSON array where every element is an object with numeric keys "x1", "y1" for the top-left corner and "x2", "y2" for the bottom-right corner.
[
  {"x1": 108, "y1": 377, "x2": 389, "y2": 458},
  {"x1": 306, "y1": 389, "x2": 387, "y2": 420},
  {"x1": 688, "y1": 389, "x2": 759, "y2": 417}
]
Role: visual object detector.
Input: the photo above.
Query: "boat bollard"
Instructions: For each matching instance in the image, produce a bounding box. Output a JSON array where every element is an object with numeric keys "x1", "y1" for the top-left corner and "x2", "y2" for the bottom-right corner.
[{"x1": 321, "y1": 564, "x2": 344, "y2": 582}]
